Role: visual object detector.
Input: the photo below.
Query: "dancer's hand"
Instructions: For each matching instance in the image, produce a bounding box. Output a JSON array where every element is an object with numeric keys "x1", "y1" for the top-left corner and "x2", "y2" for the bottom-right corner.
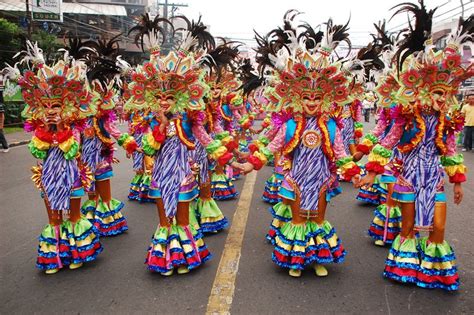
[
  {"x1": 454, "y1": 183, "x2": 463, "y2": 205},
  {"x1": 237, "y1": 150, "x2": 250, "y2": 159},
  {"x1": 356, "y1": 172, "x2": 376, "y2": 188},
  {"x1": 157, "y1": 111, "x2": 168, "y2": 133},
  {"x1": 351, "y1": 174, "x2": 361, "y2": 188},
  {"x1": 352, "y1": 151, "x2": 364, "y2": 162},
  {"x1": 126, "y1": 152, "x2": 131, "y2": 159},
  {"x1": 230, "y1": 161, "x2": 244, "y2": 170},
  {"x1": 240, "y1": 162, "x2": 254, "y2": 174}
]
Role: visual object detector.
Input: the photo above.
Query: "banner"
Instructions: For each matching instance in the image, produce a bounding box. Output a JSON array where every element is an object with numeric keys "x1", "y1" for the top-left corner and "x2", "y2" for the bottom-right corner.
[{"x1": 32, "y1": 0, "x2": 63, "y2": 22}]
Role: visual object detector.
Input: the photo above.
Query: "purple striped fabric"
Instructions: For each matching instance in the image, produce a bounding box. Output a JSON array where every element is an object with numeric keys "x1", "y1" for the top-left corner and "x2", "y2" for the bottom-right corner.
[
  {"x1": 286, "y1": 117, "x2": 331, "y2": 210},
  {"x1": 41, "y1": 147, "x2": 79, "y2": 211},
  {"x1": 151, "y1": 136, "x2": 192, "y2": 217}
]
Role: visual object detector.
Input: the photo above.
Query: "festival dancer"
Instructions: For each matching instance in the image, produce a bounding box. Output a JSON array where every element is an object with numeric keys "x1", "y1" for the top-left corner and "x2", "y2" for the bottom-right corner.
[
  {"x1": 4, "y1": 41, "x2": 102, "y2": 274},
  {"x1": 352, "y1": 24, "x2": 403, "y2": 246},
  {"x1": 242, "y1": 13, "x2": 361, "y2": 277},
  {"x1": 79, "y1": 38, "x2": 137, "y2": 236},
  {"x1": 126, "y1": 109, "x2": 155, "y2": 203},
  {"x1": 357, "y1": 2, "x2": 472, "y2": 291},
  {"x1": 188, "y1": 42, "x2": 242, "y2": 233},
  {"x1": 126, "y1": 14, "x2": 242, "y2": 275}
]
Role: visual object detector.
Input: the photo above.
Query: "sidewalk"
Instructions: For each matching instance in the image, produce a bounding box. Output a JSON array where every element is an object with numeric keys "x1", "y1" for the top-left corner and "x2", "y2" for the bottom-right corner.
[{"x1": 5, "y1": 129, "x2": 30, "y2": 147}]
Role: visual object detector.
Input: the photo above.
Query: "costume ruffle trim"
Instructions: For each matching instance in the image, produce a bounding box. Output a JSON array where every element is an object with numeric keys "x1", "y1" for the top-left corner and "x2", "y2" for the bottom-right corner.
[
  {"x1": 262, "y1": 173, "x2": 282, "y2": 204},
  {"x1": 81, "y1": 198, "x2": 128, "y2": 236},
  {"x1": 417, "y1": 237, "x2": 459, "y2": 291},
  {"x1": 368, "y1": 204, "x2": 401, "y2": 244},
  {"x1": 36, "y1": 218, "x2": 103, "y2": 270},
  {"x1": 266, "y1": 202, "x2": 292, "y2": 243},
  {"x1": 194, "y1": 198, "x2": 229, "y2": 233},
  {"x1": 145, "y1": 224, "x2": 212, "y2": 273},
  {"x1": 356, "y1": 186, "x2": 383, "y2": 205},
  {"x1": 383, "y1": 236, "x2": 459, "y2": 291},
  {"x1": 272, "y1": 220, "x2": 346, "y2": 270},
  {"x1": 210, "y1": 173, "x2": 238, "y2": 200},
  {"x1": 128, "y1": 174, "x2": 154, "y2": 203}
]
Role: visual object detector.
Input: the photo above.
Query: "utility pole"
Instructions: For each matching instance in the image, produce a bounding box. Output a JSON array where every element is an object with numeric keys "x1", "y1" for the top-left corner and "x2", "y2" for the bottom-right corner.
[
  {"x1": 25, "y1": 0, "x2": 32, "y2": 39},
  {"x1": 157, "y1": 0, "x2": 188, "y2": 53}
]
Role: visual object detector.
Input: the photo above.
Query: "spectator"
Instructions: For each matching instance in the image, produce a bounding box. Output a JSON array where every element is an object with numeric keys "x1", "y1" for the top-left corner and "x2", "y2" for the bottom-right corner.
[
  {"x1": 362, "y1": 91, "x2": 376, "y2": 123},
  {"x1": 461, "y1": 93, "x2": 474, "y2": 152},
  {"x1": 0, "y1": 91, "x2": 9, "y2": 152}
]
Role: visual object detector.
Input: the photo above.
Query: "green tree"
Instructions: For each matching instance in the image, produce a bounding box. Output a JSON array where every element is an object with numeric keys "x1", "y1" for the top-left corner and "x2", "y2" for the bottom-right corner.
[
  {"x1": 31, "y1": 29, "x2": 61, "y2": 63},
  {"x1": 0, "y1": 18, "x2": 22, "y2": 67}
]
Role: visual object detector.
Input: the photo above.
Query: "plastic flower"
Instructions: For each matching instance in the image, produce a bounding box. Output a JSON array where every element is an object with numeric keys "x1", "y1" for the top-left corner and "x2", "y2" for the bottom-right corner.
[
  {"x1": 132, "y1": 84, "x2": 144, "y2": 97},
  {"x1": 442, "y1": 54, "x2": 461, "y2": 70},
  {"x1": 66, "y1": 80, "x2": 82, "y2": 91},
  {"x1": 292, "y1": 63, "x2": 307, "y2": 77},
  {"x1": 24, "y1": 71, "x2": 38, "y2": 85},
  {"x1": 280, "y1": 71, "x2": 295, "y2": 83},
  {"x1": 143, "y1": 62, "x2": 157, "y2": 77},
  {"x1": 189, "y1": 84, "x2": 204, "y2": 99},
  {"x1": 401, "y1": 69, "x2": 421, "y2": 88},
  {"x1": 132, "y1": 72, "x2": 147, "y2": 83},
  {"x1": 49, "y1": 76, "x2": 65, "y2": 86}
]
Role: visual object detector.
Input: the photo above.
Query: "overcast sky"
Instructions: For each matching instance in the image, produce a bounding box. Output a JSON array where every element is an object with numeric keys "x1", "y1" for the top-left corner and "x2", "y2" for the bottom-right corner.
[{"x1": 177, "y1": 0, "x2": 472, "y2": 47}]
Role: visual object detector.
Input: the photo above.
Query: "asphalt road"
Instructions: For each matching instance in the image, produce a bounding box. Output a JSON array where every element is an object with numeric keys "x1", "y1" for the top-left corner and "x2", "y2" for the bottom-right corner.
[{"x1": 1, "y1": 122, "x2": 473, "y2": 314}]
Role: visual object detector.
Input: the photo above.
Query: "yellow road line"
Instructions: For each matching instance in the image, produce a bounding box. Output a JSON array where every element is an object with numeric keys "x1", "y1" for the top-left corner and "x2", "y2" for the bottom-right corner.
[{"x1": 206, "y1": 171, "x2": 257, "y2": 315}]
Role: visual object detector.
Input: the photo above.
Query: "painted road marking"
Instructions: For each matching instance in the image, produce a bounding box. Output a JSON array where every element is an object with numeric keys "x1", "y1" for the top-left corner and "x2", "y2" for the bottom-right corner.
[{"x1": 206, "y1": 171, "x2": 257, "y2": 315}]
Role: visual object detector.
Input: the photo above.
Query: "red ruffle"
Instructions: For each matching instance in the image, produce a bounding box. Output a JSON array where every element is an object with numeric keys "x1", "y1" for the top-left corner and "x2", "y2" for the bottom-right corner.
[
  {"x1": 225, "y1": 140, "x2": 239, "y2": 152},
  {"x1": 125, "y1": 140, "x2": 138, "y2": 155},
  {"x1": 217, "y1": 152, "x2": 233, "y2": 166},
  {"x1": 366, "y1": 161, "x2": 385, "y2": 174},
  {"x1": 449, "y1": 173, "x2": 466, "y2": 183},
  {"x1": 248, "y1": 143, "x2": 259, "y2": 153},
  {"x1": 342, "y1": 165, "x2": 361, "y2": 181},
  {"x1": 152, "y1": 126, "x2": 166, "y2": 144},
  {"x1": 356, "y1": 143, "x2": 370, "y2": 155},
  {"x1": 248, "y1": 155, "x2": 264, "y2": 170}
]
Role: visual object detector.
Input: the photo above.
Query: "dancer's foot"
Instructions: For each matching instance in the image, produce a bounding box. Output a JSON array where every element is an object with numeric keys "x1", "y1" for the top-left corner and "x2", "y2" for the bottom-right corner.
[
  {"x1": 45, "y1": 268, "x2": 59, "y2": 275},
  {"x1": 375, "y1": 240, "x2": 385, "y2": 247},
  {"x1": 69, "y1": 262, "x2": 83, "y2": 270},
  {"x1": 289, "y1": 269, "x2": 302, "y2": 277},
  {"x1": 161, "y1": 270, "x2": 174, "y2": 276},
  {"x1": 314, "y1": 264, "x2": 328, "y2": 277},
  {"x1": 177, "y1": 266, "x2": 190, "y2": 274}
]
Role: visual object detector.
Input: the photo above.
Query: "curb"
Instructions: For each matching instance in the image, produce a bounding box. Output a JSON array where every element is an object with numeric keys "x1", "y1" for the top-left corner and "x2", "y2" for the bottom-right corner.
[{"x1": 9, "y1": 140, "x2": 29, "y2": 148}]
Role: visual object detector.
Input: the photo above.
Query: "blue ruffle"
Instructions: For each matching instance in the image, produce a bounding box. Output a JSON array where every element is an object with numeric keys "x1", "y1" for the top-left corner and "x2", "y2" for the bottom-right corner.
[
  {"x1": 416, "y1": 279, "x2": 459, "y2": 291},
  {"x1": 383, "y1": 271, "x2": 418, "y2": 284},
  {"x1": 369, "y1": 223, "x2": 401, "y2": 233},
  {"x1": 373, "y1": 208, "x2": 402, "y2": 223},
  {"x1": 388, "y1": 247, "x2": 420, "y2": 259},
  {"x1": 199, "y1": 217, "x2": 229, "y2": 233},
  {"x1": 268, "y1": 206, "x2": 291, "y2": 223}
]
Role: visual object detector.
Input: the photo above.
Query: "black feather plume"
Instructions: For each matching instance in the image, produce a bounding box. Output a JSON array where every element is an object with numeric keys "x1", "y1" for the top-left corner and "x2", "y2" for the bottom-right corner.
[
  {"x1": 298, "y1": 22, "x2": 323, "y2": 50},
  {"x1": 391, "y1": 0, "x2": 437, "y2": 71},
  {"x1": 128, "y1": 13, "x2": 174, "y2": 52},
  {"x1": 174, "y1": 15, "x2": 215, "y2": 52}
]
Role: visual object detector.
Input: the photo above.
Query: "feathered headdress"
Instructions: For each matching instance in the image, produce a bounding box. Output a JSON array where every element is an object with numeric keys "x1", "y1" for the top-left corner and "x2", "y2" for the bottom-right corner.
[
  {"x1": 8, "y1": 45, "x2": 94, "y2": 121},
  {"x1": 128, "y1": 13, "x2": 173, "y2": 54},
  {"x1": 391, "y1": 1, "x2": 474, "y2": 111}
]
